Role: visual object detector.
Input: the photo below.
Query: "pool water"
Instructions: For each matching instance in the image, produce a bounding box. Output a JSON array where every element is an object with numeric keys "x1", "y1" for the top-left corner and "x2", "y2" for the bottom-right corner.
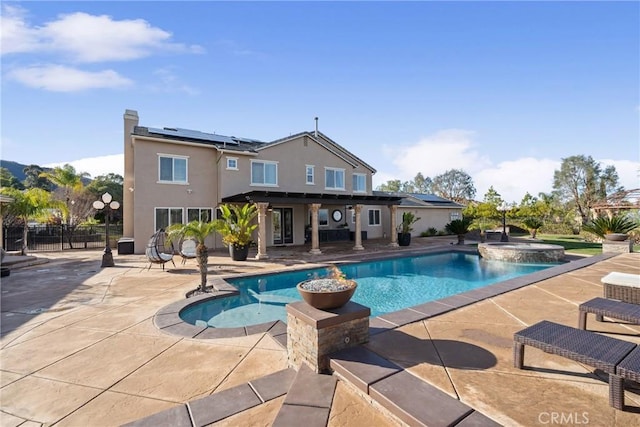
[{"x1": 180, "y1": 251, "x2": 555, "y2": 328}]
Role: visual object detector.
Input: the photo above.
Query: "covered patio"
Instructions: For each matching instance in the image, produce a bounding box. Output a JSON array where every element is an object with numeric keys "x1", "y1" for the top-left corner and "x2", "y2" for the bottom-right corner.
[{"x1": 221, "y1": 190, "x2": 403, "y2": 259}]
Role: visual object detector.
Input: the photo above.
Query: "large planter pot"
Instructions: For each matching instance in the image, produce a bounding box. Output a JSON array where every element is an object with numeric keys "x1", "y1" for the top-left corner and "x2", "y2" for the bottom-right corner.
[
  {"x1": 297, "y1": 279, "x2": 357, "y2": 310},
  {"x1": 604, "y1": 233, "x2": 629, "y2": 241},
  {"x1": 229, "y1": 244, "x2": 250, "y2": 261},
  {"x1": 397, "y1": 233, "x2": 411, "y2": 246}
]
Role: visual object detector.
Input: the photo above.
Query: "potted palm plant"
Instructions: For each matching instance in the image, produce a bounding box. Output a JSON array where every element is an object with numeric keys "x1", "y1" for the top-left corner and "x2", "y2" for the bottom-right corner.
[
  {"x1": 397, "y1": 212, "x2": 420, "y2": 246},
  {"x1": 165, "y1": 220, "x2": 218, "y2": 296},
  {"x1": 582, "y1": 214, "x2": 639, "y2": 241},
  {"x1": 213, "y1": 203, "x2": 258, "y2": 261},
  {"x1": 445, "y1": 218, "x2": 472, "y2": 245},
  {"x1": 522, "y1": 217, "x2": 544, "y2": 239}
]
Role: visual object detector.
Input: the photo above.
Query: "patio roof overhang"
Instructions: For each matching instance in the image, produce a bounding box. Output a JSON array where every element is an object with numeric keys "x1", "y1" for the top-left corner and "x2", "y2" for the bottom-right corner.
[{"x1": 221, "y1": 190, "x2": 403, "y2": 206}]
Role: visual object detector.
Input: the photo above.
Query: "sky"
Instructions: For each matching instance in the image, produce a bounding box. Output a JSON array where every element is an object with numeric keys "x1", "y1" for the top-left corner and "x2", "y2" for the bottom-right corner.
[{"x1": 1, "y1": 1, "x2": 638, "y2": 203}]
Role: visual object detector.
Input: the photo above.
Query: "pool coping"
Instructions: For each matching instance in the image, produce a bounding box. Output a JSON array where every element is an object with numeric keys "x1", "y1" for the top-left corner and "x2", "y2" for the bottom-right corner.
[{"x1": 152, "y1": 248, "x2": 618, "y2": 343}]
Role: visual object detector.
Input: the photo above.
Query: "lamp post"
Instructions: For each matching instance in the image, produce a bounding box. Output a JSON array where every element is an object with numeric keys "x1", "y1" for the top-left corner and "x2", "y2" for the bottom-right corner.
[
  {"x1": 93, "y1": 192, "x2": 120, "y2": 267},
  {"x1": 497, "y1": 201, "x2": 510, "y2": 242}
]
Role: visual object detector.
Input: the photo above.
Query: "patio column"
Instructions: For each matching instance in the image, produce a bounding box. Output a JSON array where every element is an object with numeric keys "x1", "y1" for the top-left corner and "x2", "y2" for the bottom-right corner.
[
  {"x1": 309, "y1": 203, "x2": 322, "y2": 255},
  {"x1": 389, "y1": 205, "x2": 399, "y2": 247},
  {"x1": 255, "y1": 202, "x2": 269, "y2": 260},
  {"x1": 353, "y1": 204, "x2": 364, "y2": 251}
]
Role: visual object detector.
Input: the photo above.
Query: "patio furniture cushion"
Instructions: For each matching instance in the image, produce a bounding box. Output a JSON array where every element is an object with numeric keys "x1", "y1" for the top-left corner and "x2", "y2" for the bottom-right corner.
[
  {"x1": 514, "y1": 320, "x2": 638, "y2": 410},
  {"x1": 180, "y1": 239, "x2": 197, "y2": 265},
  {"x1": 145, "y1": 229, "x2": 176, "y2": 271},
  {"x1": 601, "y1": 272, "x2": 640, "y2": 304},
  {"x1": 578, "y1": 297, "x2": 640, "y2": 330}
]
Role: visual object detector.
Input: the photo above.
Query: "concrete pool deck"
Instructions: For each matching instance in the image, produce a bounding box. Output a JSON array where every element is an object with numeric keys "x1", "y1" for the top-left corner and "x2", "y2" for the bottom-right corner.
[{"x1": 1, "y1": 237, "x2": 639, "y2": 426}]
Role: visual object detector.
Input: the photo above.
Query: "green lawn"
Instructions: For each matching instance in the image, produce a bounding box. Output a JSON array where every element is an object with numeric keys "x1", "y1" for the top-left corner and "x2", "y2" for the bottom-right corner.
[
  {"x1": 536, "y1": 234, "x2": 639, "y2": 256},
  {"x1": 537, "y1": 234, "x2": 603, "y2": 256}
]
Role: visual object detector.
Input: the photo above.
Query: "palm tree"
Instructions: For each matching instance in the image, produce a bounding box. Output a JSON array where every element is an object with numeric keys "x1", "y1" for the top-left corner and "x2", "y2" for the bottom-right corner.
[
  {"x1": 445, "y1": 218, "x2": 472, "y2": 245},
  {"x1": 166, "y1": 221, "x2": 218, "y2": 293},
  {"x1": 0, "y1": 188, "x2": 55, "y2": 255}
]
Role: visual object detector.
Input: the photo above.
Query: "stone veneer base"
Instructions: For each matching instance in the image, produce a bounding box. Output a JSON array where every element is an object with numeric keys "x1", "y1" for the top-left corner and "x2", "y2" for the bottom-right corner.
[{"x1": 286, "y1": 301, "x2": 370, "y2": 373}]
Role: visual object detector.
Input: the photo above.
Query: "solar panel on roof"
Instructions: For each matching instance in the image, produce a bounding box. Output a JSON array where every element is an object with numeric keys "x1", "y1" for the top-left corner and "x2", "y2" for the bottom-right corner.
[{"x1": 147, "y1": 127, "x2": 239, "y2": 144}]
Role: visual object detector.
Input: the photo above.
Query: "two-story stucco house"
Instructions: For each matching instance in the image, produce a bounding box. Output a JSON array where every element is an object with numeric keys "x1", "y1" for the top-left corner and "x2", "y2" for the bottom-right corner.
[{"x1": 123, "y1": 110, "x2": 406, "y2": 257}]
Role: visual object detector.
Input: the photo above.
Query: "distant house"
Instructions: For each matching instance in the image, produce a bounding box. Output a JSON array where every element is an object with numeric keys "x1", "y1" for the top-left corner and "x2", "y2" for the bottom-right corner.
[
  {"x1": 122, "y1": 110, "x2": 463, "y2": 256},
  {"x1": 395, "y1": 193, "x2": 465, "y2": 236}
]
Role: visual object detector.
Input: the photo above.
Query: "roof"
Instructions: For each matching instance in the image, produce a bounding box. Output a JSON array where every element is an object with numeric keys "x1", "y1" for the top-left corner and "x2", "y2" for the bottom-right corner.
[
  {"x1": 264, "y1": 131, "x2": 377, "y2": 173},
  {"x1": 222, "y1": 190, "x2": 402, "y2": 206},
  {"x1": 372, "y1": 191, "x2": 464, "y2": 209},
  {"x1": 131, "y1": 126, "x2": 266, "y2": 153}
]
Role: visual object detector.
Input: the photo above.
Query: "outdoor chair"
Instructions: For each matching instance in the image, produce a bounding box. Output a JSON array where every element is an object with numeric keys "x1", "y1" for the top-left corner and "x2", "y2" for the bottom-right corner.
[
  {"x1": 601, "y1": 272, "x2": 640, "y2": 305},
  {"x1": 145, "y1": 229, "x2": 176, "y2": 271},
  {"x1": 578, "y1": 297, "x2": 640, "y2": 331},
  {"x1": 179, "y1": 239, "x2": 197, "y2": 265},
  {"x1": 514, "y1": 320, "x2": 640, "y2": 410}
]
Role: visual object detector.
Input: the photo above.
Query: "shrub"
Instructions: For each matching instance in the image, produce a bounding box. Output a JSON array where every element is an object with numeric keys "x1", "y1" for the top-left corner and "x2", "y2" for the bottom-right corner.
[{"x1": 582, "y1": 214, "x2": 639, "y2": 238}]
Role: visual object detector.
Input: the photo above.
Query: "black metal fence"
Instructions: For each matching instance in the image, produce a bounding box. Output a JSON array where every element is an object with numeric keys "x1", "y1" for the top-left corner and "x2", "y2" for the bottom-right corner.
[{"x1": 3, "y1": 224, "x2": 123, "y2": 252}]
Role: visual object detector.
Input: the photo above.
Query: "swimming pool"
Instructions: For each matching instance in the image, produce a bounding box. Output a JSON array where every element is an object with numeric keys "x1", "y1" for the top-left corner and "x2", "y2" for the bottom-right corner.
[{"x1": 180, "y1": 251, "x2": 556, "y2": 328}]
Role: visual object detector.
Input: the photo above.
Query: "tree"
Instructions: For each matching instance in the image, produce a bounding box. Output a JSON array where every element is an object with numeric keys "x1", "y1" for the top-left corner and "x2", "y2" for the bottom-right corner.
[
  {"x1": 166, "y1": 221, "x2": 219, "y2": 293},
  {"x1": 0, "y1": 167, "x2": 24, "y2": 190},
  {"x1": 412, "y1": 172, "x2": 432, "y2": 194},
  {"x1": 376, "y1": 179, "x2": 402, "y2": 192},
  {"x1": 431, "y1": 169, "x2": 476, "y2": 203},
  {"x1": 0, "y1": 188, "x2": 55, "y2": 255},
  {"x1": 552, "y1": 155, "x2": 622, "y2": 223},
  {"x1": 23, "y1": 165, "x2": 51, "y2": 190},
  {"x1": 40, "y1": 164, "x2": 92, "y2": 248}
]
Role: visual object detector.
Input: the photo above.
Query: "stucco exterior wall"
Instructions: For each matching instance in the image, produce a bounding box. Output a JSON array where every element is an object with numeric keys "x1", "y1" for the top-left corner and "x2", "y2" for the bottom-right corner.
[
  {"x1": 131, "y1": 138, "x2": 220, "y2": 253},
  {"x1": 398, "y1": 207, "x2": 462, "y2": 237}
]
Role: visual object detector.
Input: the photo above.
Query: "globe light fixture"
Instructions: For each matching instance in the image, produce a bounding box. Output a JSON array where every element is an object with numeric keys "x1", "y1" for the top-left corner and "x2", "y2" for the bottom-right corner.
[{"x1": 93, "y1": 192, "x2": 120, "y2": 267}]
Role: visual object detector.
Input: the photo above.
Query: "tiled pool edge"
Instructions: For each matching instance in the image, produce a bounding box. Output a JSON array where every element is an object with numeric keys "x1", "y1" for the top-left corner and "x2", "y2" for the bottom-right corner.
[{"x1": 152, "y1": 251, "x2": 618, "y2": 342}]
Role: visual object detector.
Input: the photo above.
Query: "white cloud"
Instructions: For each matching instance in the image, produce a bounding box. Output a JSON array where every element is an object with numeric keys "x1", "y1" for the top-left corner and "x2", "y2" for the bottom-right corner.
[
  {"x1": 149, "y1": 67, "x2": 199, "y2": 95},
  {"x1": 45, "y1": 154, "x2": 124, "y2": 179},
  {"x1": 0, "y1": 5, "x2": 40, "y2": 55},
  {"x1": 8, "y1": 64, "x2": 132, "y2": 91},
  {"x1": 374, "y1": 129, "x2": 640, "y2": 203},
  {"x1": 1, "y1": 7, "x2": 204, "y2": 62}
]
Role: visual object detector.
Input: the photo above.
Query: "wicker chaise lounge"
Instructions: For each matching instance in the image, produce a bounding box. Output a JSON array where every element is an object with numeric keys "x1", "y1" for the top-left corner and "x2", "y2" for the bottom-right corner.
[
  {"x1": 579, "y1": 297, "x2": 640, "y2": 330},
  {"x1": 514, "y1": 320, "x2": 640, "y2": 410}
]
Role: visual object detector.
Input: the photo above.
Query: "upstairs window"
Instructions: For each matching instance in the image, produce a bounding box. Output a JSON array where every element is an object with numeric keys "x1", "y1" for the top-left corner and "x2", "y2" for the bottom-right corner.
[
  {"x1": 251, "y1": 160, "x2": 278, "y2": 186},
  {"x1": 306, "y1": 165, "x2": 314, "y2": 185},
  {"x1": 159, "y1": 155, "x2": 187, "y2": 183},
  {"x1": 325, "y1": 167, "x2": 345, "y2": 190},
  {"x1": 353, "y1": 174, "x2": 366, "y2": 193},
  {"x1": 226, "y1": 157, "x2": 238, "y2": 170}
]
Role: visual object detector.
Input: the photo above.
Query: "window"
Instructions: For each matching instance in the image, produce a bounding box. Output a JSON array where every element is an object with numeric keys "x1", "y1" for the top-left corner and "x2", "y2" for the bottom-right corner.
[
  {"x1": 318, "y1": 209, "x2": 329, "y2": 226},
  {"x1": 325, "y1": 167, "x2": 345, "y2": 190},
  {"x1": 251, "y1": 160, "x2": 278, "y2": 186},
  {"x1": 353, "y1": 174, "x2": 366, "y2": 193},
  {"x1": 368, "y1": 209, "x2": 381, "y2": 226},
  {"x1": 187, "y1": 208, "x2": 213, "y2": 223},
  {"x1": 158, "y1": 155, "x2": 187, "y2": 183},
  {"x1": 305, "y1": 165, "x2": 314, "y2": 185},
  {"x1": 155, "y1": 208, "x2": 183, "y2": 230},
  {"x1": 450, "y1": 211, "x2": 461, "y2": 221},
  {"x1": 226, "y1": 157, "x2": 238, "y2": 170}
]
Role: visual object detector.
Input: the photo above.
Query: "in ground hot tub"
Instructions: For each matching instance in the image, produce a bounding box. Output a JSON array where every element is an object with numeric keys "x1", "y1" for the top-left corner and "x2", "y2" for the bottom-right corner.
[{"x1": 478, "y1": 242, "x2": 565, "y2": 263}]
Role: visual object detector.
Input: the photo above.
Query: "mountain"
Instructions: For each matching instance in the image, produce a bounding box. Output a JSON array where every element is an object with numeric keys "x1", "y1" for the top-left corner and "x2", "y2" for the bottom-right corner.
[{"x1": 0, "y1": 160, "x2": 34, "y2": 182}]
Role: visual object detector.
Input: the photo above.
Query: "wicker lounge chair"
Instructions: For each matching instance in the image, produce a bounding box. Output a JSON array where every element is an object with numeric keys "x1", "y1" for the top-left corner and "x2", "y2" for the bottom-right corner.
[
  {"x1": 601, "y1": 272, "x2": 640, "y2": 305},
  {"x1": 514, "y1": 320, "x2": 639, "y2": 410},
  {"x1": 179, "y1": 239, "x2": 197, "y2": 265},
  {"x1": 145, "y1": 229, "x2": 175, "y2": 271},
  {"x1": 579, "y1": 297, "x2": 640, "y2": 330}
]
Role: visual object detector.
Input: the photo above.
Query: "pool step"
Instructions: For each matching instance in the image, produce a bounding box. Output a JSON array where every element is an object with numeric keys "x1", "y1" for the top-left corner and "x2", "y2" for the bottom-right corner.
[
  {"x1": 329, "y1": 346, "x2": 501, "y2": 427},
  {"x1": 122, "y1": 368, "x2": 296, "y2": 427},
  {"x1": 272, "y1": 363, "x2": 337, "y2": 427}
]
